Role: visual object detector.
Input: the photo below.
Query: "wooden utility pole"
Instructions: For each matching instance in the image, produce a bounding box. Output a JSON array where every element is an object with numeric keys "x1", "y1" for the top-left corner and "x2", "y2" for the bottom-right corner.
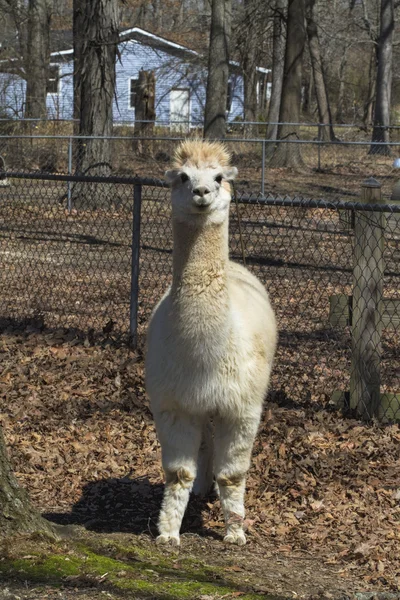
[{"x1": 350, "y1": 178, "x2": 385, "y2": 419}]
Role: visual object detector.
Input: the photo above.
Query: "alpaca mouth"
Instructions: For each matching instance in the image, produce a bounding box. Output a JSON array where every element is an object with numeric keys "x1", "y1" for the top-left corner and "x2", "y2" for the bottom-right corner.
[
  {"x1": 193, "y1": 205, "x2": 213, "y2": 214},
  {"x1": 192, "y1": 201, "x2": 213, "y2": 213}
]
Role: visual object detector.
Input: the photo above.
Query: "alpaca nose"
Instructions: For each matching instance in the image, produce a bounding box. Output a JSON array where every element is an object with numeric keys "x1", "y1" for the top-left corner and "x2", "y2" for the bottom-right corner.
[
  {"x1": 193, "y1": 186, "x2": 212, "y2": 208},
  {"x1": 193, "y1": 186, "x2": 211, "y2": 198}
]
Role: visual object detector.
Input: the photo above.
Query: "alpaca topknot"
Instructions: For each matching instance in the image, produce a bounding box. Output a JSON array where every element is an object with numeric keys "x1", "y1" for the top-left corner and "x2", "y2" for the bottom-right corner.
[{"x1": 172, "y1": 139, "x2": 231, "y2": 169}]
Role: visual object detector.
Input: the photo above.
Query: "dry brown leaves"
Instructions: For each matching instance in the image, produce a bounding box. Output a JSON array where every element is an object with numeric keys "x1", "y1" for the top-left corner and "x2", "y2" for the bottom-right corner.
[{"x1": 0, "y1": 326, "x2": 399, "y2": 594}]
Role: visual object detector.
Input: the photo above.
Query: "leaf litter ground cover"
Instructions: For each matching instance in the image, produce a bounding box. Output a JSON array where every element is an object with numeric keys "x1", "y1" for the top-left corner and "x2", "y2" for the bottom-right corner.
[
  {"x1": 0, "y1": 326, "x2": 399, "y2": 600},
  {"x1": 0, "y1": 157, "x2": 399, "y2": 598}
]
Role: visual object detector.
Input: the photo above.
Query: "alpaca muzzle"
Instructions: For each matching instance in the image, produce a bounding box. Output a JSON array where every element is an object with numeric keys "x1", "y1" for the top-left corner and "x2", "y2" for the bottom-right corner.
[{"x1": 193, "y1": 187, "x2": 212, "y2": 209}]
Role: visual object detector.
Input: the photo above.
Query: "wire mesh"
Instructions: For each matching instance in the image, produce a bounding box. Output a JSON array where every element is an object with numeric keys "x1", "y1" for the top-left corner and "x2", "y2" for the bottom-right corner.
[
  {"x1": 0, "y1": 171, "x2": 399, "y2": 423},
  {"x1": 1, "y1": 134, "x2": 400, "y2": 200}
]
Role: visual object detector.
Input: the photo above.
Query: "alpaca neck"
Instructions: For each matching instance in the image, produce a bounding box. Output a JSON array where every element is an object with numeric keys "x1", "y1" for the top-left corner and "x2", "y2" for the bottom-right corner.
[
  {"x1": 170, "y1": 217, "x2": 230, "y2": 351},
  {"x1": 171, "y1": 217, "x2": 229, "y2": 294}
]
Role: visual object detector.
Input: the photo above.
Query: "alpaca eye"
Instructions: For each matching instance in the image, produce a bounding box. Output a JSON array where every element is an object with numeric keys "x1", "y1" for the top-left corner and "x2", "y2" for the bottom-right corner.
[
  {"x1": 215, "y1": 175, "x2": 223, "y2": 184},
  {"x1": 180, "y1": 173, "x2": 189, "y2": 183}
]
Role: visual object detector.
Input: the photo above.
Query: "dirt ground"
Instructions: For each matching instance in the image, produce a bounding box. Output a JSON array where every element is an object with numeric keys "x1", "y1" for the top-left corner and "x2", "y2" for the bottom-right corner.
[
  {"x1": 0, "y1": 325, "x2": 399, "y2": 600},
  {"x1": 0, "y1": 146, "x2": 399, "y2": 599}
]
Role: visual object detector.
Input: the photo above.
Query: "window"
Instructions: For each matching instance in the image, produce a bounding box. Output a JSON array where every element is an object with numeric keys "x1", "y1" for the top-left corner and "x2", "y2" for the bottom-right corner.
[
  {"x1": 129, "y1": 78, "x2": 139, "y2": 109},
  {"x1": 47, "y1": 65, "x2": 60, "y2": 95},
  {"x1": 226, "y1": 81, "x2": 233, "y2": 112}
]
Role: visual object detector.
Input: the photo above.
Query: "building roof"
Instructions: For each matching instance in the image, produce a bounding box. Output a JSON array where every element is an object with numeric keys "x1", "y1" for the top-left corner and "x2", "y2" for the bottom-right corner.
[
  {"x1": 50, "y1": 26, "x2": 270, "y2": 74},
  {"x1": 1, "y1": 26, "x2": 269, "y2": 75},
  {"x1": 50, "y1": 27, "x2": 200, "y2": 61}
]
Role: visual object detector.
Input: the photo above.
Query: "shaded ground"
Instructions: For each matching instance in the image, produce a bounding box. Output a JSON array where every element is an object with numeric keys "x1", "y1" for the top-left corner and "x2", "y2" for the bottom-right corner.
[
  {"x1": 0, "y1": 150, "x2": 399, "y2": 598},
  {"x1": 0, "y1": 326, "x2": 399, "y2": 599}
]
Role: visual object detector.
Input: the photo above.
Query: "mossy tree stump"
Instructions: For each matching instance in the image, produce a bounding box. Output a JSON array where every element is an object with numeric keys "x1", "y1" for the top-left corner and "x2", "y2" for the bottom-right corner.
[{"x1": 0, "y1": 426, "x2": 56, "y2": 538}]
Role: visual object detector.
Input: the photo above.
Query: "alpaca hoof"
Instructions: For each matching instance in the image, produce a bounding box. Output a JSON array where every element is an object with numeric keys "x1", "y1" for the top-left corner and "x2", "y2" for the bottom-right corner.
[
  {"x1": 224, "y1": 531, "x2": 246, "y2": 546},
  {"x1": 156, "y1": 534, "x2": 180, "y2": 547}
]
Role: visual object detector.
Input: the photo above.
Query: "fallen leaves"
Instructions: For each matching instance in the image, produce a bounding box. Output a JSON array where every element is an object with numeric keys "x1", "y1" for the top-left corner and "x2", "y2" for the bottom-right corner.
[{"x1": 0, "y1": 326, "x2": 399, "y2": 595}]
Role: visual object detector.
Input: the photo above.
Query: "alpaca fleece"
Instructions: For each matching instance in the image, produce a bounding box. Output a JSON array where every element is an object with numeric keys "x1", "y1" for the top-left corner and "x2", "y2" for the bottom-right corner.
[{"x1": 146, "y1": 140, "x2": 277, "y2": 546}]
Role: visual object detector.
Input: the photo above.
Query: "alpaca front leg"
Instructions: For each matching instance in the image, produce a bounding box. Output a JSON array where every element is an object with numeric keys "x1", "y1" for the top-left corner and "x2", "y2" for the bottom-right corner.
[
  {"x1": 154, "y1": 410, "x2": 202, "y2": 546},
  {"x1": 217, "y1": 474, "x2": 247, "y2": 545},
  {"x1": 214, "y1": 414, "x2": 260, "y2": 546},
  {"x1": 157, "y1": 466, "x2": 195, "y2": 546}
]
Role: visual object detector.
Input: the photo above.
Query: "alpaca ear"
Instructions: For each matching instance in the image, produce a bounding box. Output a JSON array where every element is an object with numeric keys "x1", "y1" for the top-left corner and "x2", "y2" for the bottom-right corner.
[
  {"x1": 165, "y1": 169, "x2": 180, "y2": 184},
  {"x1": 223, "y1": 166, "x2": 238, "y2": 181}
]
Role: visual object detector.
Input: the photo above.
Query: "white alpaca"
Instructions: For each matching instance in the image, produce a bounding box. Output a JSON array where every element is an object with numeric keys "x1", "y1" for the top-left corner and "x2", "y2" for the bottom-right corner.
[{"x1": 145, "y1": 140, "x2": 277, "y2": 546}]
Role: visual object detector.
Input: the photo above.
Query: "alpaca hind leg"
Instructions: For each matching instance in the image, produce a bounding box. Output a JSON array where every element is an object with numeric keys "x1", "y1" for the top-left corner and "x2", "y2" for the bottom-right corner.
[
  {"x1": 155, "y1": 411, "x2": 202, "y2": 546},
  {"x1": 192, "y1": 420, "x2": 214, "y2": 497},
  {"x1": 214, "y1": 413, "x2": 260, "y2": 546}
]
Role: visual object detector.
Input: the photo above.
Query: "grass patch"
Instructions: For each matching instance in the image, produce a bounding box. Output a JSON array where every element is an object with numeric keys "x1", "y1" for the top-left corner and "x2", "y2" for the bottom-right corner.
[{"x1": 0, "y1": 535, "x2": 281, "y2": 600}]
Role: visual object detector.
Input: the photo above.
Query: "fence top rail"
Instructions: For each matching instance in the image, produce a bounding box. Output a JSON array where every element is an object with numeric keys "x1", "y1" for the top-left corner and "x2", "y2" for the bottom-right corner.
[
  {"x1": 3, "y1": 170, "x2": 400, "y2": 212},
  {"x1": 0, "y1": 171, "x2": 168, "y2": 187},
  {"x1": 2, "y1": 134, "x2": 400, "y2": 146},
  {"x1": 235, "y1": 194, "x2": 400, "y2": 212},
  {"x1": 3, "y1": 118, "x2": 400, "y2": 129}
]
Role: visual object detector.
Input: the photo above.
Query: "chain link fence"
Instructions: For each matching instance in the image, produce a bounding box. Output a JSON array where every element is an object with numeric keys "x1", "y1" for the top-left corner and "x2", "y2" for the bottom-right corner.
[
  {"x1": 1, "y1": 133, "x2": 400, "y2": 199},
  {"x1": 0, "y1": 169, "x2": 399, "y2": 423},
  {"x1": 3, "y1": 118, "x2": 400, "y2": 141}
]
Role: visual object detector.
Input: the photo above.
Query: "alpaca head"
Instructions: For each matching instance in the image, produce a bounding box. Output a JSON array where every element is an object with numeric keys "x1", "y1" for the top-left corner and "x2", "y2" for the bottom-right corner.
[{"x1": 165, "y1": 140, "x2": 238, "y2": 225}]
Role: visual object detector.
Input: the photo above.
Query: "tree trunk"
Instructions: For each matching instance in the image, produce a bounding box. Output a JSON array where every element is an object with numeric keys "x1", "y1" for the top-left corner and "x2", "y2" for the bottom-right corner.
[
  {"x1": 138, "y1": 1, "x2": 148, "y2": 28},
  {"x1": 336, "y1": 46, "x2": 348, "y2": 123},
  {"x1": 133, "y1": 70, "x2": 156, "y2": 155},
  {"x1": 269, "y1": 0, "x2": 306, "y2": 168},
  {"x1": 370, "y1": 0, "x2": 394, "y2": 155},
  {"x1": 363, "y1": 48, "x2": 376, "y2": 129},
  {"x1": 266, "y1": 0, "x2": 286, "y2": 143},
  {"x1": 242, "y1": 0, "x2": 258, "y2": 137},
  {"x1": 74, "y1": 0, "x2": 119, "y2": 208},
  {"x1": 204, "y1": 0, "x2": 232, "y2": 139},
  {"x1": 152, "y1": 0, "x2": 163, "y2": 30},
  {"x1": 0, "y1": 426, "x2": 56, "y2": 538},
  {"x1": 24, "y1": 0, "x2": 52, "y2": 120},
  {"x1": 303, "y1": 67, "x2": 313, "y2": 116},
  {"x1": 73, "y1": 0, "x2": 84, "y2": 135},
  {"x1": 306, "y1": 0, "x2": 337, "y2": 141}
]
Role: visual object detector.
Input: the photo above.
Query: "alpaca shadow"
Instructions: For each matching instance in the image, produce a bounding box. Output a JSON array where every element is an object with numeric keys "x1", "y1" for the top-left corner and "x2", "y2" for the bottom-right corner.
[{"x1": 44, "y1": 475, "x2": 219, "y2": 540}]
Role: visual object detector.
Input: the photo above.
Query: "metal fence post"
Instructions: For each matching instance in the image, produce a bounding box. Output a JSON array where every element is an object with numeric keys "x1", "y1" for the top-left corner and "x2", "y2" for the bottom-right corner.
[
  {"x1": 67, "y1": 137, "x2": 73, "y2": 212},
  {"x1": 317, "y1": 125, "x2": 321, "y2": 171},
  {"x1": 129, "y1": 183, "x2": 142, "y2": 349},
  {"x1": 261, "y1": 139, "x2": 265, "y2": 195},
  {"x1": 350, "y1": 177, "x2": 385, "y2": 419}
]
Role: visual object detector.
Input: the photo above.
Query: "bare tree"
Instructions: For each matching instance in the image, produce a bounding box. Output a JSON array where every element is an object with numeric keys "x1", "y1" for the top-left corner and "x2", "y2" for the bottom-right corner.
[
  {"x1": 72, "y1": 0, "x2": 83, "y2": 132},
  {"x1": 73, "y1": 0, "x2": 119, "y2": 207},
  {"x1": 0, "y1": 426, "x2": 56, "y2": 537},
  {"x1": 336, "y1": 45, "x2": 349, "y2": 123},
  {"x1": 0, "y1": 0, "x2": 27, "y2": 67},
  {"x1": 306, "y1": 0, "x2": 337, "y2": 141},
  {"x1": 0, "y1": 0, "x2": 52, "y2": 119},
  {"x1": 266, "y1": 0, "x2": 287, "y2": 143},
  {"x1": 25, "y1": 0, "x2": 52, "y2": 119},
  {"x1": 270, "y1": 0, "x2": 306, "y2": 168},
  {"x1": 133, "y1": 69, "x2": 156, "y2": 154},
  {"x1": 370, "y1": 0, "x2": 394, "y2": 155},
  {"x1": 363, "y1": 47, "x2": 376, "y2": 127},
  {"x1": 237, "y1": 0, "x2": 259, "y2": 135},
  {"x1": 204, "y1": 0, "x2": 232, "y2": 139}
]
